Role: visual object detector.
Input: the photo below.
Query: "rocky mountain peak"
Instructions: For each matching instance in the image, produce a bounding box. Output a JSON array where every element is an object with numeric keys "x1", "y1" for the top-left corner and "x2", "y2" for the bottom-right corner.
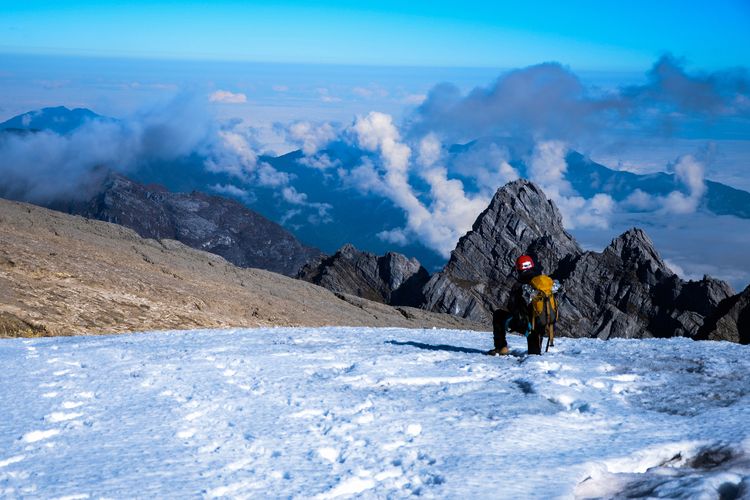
[
  {"x1": 607, "y1": 228, "x2": 671, "y2": 274},
  {"x1": 338, "y1": 243, "x2": 359, "y2": 257},
  {"x1": 602, "y1": 227, "x2": 674, "y2": 287},
  {"x1": 298, "y1": 244, "x2": 429, "y2": 307},
  {"x1": 58, "y1": 174, "x2": 322, "y2": 277},
  {"x1": 421, "y1": 178, "x2": 734, "y2": 340},
  {"x1": 456, "y1": 180, "x2": 579, "y2": 276},
  {"x1": 422, "y1": 179, "x2": 582, "y2": 320}
]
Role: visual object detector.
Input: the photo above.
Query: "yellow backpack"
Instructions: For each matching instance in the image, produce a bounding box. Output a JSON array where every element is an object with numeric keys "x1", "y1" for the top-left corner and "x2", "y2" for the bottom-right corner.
[{"x1": 525, "y1": 275, "x2": 559, "y2": 352}]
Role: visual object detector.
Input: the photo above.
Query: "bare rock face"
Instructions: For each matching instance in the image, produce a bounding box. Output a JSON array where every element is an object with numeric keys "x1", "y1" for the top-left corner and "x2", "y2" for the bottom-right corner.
[
  {"x1": 421, "y1": 179, "x2": 582, "y2": 322},
  {"x1": 421, "y1": 179, "x2": 735, "y2": 339},
  {"x1": 298, "y1": 244, "x2": 429, "y2": 307},
  {"x1": 59, "y1": 175, "x2": 321, "y2": 277},
  {"x1": 0, "y1": 311, "x2": 48, "y2": 338},
  {"x1": 695, "y1": 285, "x2": 750, "y2": 344},
  {"x1": 557, "y1": 229, "x2": 734, "y2": 339},
  {"x1": 0, "y1": 197, "x2": 485, "y2": 337}
]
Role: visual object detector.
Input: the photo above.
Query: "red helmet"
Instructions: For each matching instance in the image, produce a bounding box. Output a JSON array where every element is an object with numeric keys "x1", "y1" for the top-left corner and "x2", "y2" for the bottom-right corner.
[{"x1": 515, "y1": 255, "x2": 535, "y2": 272}]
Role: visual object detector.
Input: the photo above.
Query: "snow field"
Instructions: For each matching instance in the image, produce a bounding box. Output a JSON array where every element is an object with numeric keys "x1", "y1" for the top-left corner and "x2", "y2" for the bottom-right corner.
[{"x1": 0, "y1": 327, "x2": 748, "y2": 498}]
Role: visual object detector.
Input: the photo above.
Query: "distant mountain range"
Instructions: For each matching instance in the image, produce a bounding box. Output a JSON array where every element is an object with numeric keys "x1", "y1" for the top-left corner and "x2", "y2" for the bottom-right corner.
[
  {"x1": 3, "y1": 106, "x2": 750, "y2": 272},
  {"x1": 51, "y1": 174, "x2": 322, "y2": 277},
  {"x1": 0, "y1": 106, "x2": 103, "y2": 134},
  {"x1": 2, "y1": 107, "x2": 747, "y2": 342}
]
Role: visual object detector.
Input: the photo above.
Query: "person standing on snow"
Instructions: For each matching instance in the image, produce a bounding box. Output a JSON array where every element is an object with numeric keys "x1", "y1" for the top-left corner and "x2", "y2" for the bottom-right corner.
[{"x1": 487, "y1": 254, "x2": 559, "y2": 356}]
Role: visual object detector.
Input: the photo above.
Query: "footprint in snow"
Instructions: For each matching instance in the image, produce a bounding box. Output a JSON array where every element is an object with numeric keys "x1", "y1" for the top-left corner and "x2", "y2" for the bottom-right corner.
[{"x1": 514, "y1": 379, "x2": 535, "y2": 395}]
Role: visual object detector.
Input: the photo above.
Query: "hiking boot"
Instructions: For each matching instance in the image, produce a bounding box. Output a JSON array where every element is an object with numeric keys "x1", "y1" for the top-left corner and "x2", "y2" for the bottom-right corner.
[{"x1": 486, "y1": 346, "x2": 509, "y2": 356}]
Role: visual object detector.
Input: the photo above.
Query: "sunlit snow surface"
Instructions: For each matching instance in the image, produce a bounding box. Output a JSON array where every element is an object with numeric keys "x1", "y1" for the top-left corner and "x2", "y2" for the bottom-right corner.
[{"x1": 1, "y1": 327, "x2": 748, "y2": 499}]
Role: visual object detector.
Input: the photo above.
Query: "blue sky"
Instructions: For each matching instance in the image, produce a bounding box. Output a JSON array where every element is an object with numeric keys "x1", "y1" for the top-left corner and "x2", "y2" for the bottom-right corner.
[{"x1": 1, "y1": 1, "x2": 749, "y2": 69}]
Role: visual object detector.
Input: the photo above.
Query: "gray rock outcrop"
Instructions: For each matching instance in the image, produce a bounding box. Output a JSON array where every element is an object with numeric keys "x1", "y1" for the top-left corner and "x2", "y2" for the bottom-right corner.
[
  {"x1": 298, "y1": 244, "x2": 429, "y2": 306},
  {"x1": 557, "y1": 229, "x2": 734, "y2": 338},
  {"x1": 421, "y1": 179, "x2": 582, "y2": 322},
  {"x1": 695, "y1": 285, "x2": 750, "y2": 344},
  {"x1": 58, "y1": 174, "x2": 321, "y2": 277},
  {"x1": 421, "y1": 179, "x2": 735, "y2": 339}
]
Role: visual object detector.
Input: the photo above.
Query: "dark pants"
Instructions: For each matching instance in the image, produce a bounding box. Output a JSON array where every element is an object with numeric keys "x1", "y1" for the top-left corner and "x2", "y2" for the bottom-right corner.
[{"x1": 492, "y1": 308, "x2": 544, "y2": 355}]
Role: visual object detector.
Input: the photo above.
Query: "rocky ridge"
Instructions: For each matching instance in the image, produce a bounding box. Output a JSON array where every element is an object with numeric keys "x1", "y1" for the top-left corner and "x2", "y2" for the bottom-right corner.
[
  {"x1": 298, "y1": 244, "x2": 430, "y2": 307},
  {"x1": 0, "y1": 198, "x2": 483, "y2": 337},
  {"x1": 555, "y1": 229, "x2": 733, "y2": 338},
  {"x1": 696, "y1": 285, "x2": 750, "y2": 344},
  {"x1": 421, "y1": 179, "x2": 735, "y2": 340},
  {"x1": 421, "y1": 179, "x2": 582, "y2": 321},
  {"x1": 57, "y1": 174, "x2": 321, "y2": 277}
]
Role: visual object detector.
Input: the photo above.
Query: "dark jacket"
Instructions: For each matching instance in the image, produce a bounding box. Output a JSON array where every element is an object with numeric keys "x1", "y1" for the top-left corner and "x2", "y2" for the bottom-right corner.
[{"x1": 506, "y1": 268, "x2": 540, "y2": 322}]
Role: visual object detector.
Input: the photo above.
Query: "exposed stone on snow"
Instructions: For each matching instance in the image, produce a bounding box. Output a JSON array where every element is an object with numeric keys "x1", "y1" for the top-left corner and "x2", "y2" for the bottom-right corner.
[
  {"x1": 298, "y1": 244, "x2": 429, "y2": 306},
  {"x1": 57, "y1": 174, "x2": 321, "y2": 277}
]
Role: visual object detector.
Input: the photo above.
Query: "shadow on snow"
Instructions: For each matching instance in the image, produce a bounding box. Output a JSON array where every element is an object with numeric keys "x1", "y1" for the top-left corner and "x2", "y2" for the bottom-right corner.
[{"x1": 385, "y1": 340, "x2": 487, "y2": 355}]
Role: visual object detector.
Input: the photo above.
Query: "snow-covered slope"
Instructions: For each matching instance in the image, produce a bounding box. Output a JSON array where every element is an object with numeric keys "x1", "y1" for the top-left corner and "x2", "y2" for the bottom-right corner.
[{"x1": 1, "y1": 328, "x2": 748, "y2": 498}]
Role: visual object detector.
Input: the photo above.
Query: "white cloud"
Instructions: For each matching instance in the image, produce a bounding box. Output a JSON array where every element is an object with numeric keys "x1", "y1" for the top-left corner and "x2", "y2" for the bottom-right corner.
[
  {"x1": 417, "y1": 166, "x2": 492, "y2": 256},
  {"x1": 352, "y1": 87, "x2": 373, "y2": 98},
  {"x1": 623, "y1": 189, "x2": 658, "y2": 211},
  {"x1": 576, "y1": 193, "x2": 616, "y2": 229},
  {"x1": 298, "y1": 153, "x2": 339, "y2": 170},
  {"x1": 450, "y1": 142, "x2": 520, "y2": 195},
  {"x1": 257, "y1": 162, "x2": 290, "y2": 187},
  {"x1": 621, "y1": 155, "x2": 707, "y2": 215},
  {"x1": 338, "y1": 158, "x2": 388, "y2": 196},
  {"x1": 280, "y1": 209, "x2": 302, "y2": 225},
  {"x1": 528, "y1": 140, "x2": 574, "y2": 198},
  {"x1": 529, "y1": 140, "x2": 614, "y2": 229},
  {"x1": 353, "y1": 112, "x2": 411, "y2": 173},
  {"x1": 350, "y1": 116, "x2": 493, "y2": 257},
  {"x1": 402, "y1": 94, "x2": 427, "y2": 105},
  {"x1": 352, "y1": 86, "x2": 389, "y2": 99},
  {"x1": 417, "y1": 133, "x2": 442, "y2": 168},
  {"x1": 203, "y1": 126, "x2": 292, "y2": 190},
  {"x1": 352, "y1": 112, "x2": 424, "y2": 221},
  {"x1": 282, "y1": 186, "x2": 333, "y2": 223},
  {"x1": 0, "y1": 94, "x2": 212, "y2": 203},
  {"x1": 210, "y1": 183, "x2": 256, "y2": 203},
  {"x1": 377, "y1": 228, "x2": 409, "y2": 246},
  {"x1": 316, "y1": 88, "x2": 342, "y2": 103},
  {"x1": 287, "y1": 121, "x2": 337, "y2": 156},
  {"x1": 209, "y1": 90, "x2": 247, "y2": 104},
  {"x1": 664, "y1": 154, "x2": 706, "y2": 214},
  {"x1": 204, "y1": 129, "x2": 258, "y2": 179},
  {"x1": 125, "y1": 81, "x2": 179, "y2": 91}
]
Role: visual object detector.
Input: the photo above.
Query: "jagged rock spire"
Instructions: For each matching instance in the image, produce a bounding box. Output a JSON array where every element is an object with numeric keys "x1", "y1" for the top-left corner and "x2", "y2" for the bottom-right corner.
[
  {"x1": 422, "y1": 179, "x2": 582, "y2": 321},
  {"x1": 421, "y1": 178, "x2": 734, "y2": 339}
]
